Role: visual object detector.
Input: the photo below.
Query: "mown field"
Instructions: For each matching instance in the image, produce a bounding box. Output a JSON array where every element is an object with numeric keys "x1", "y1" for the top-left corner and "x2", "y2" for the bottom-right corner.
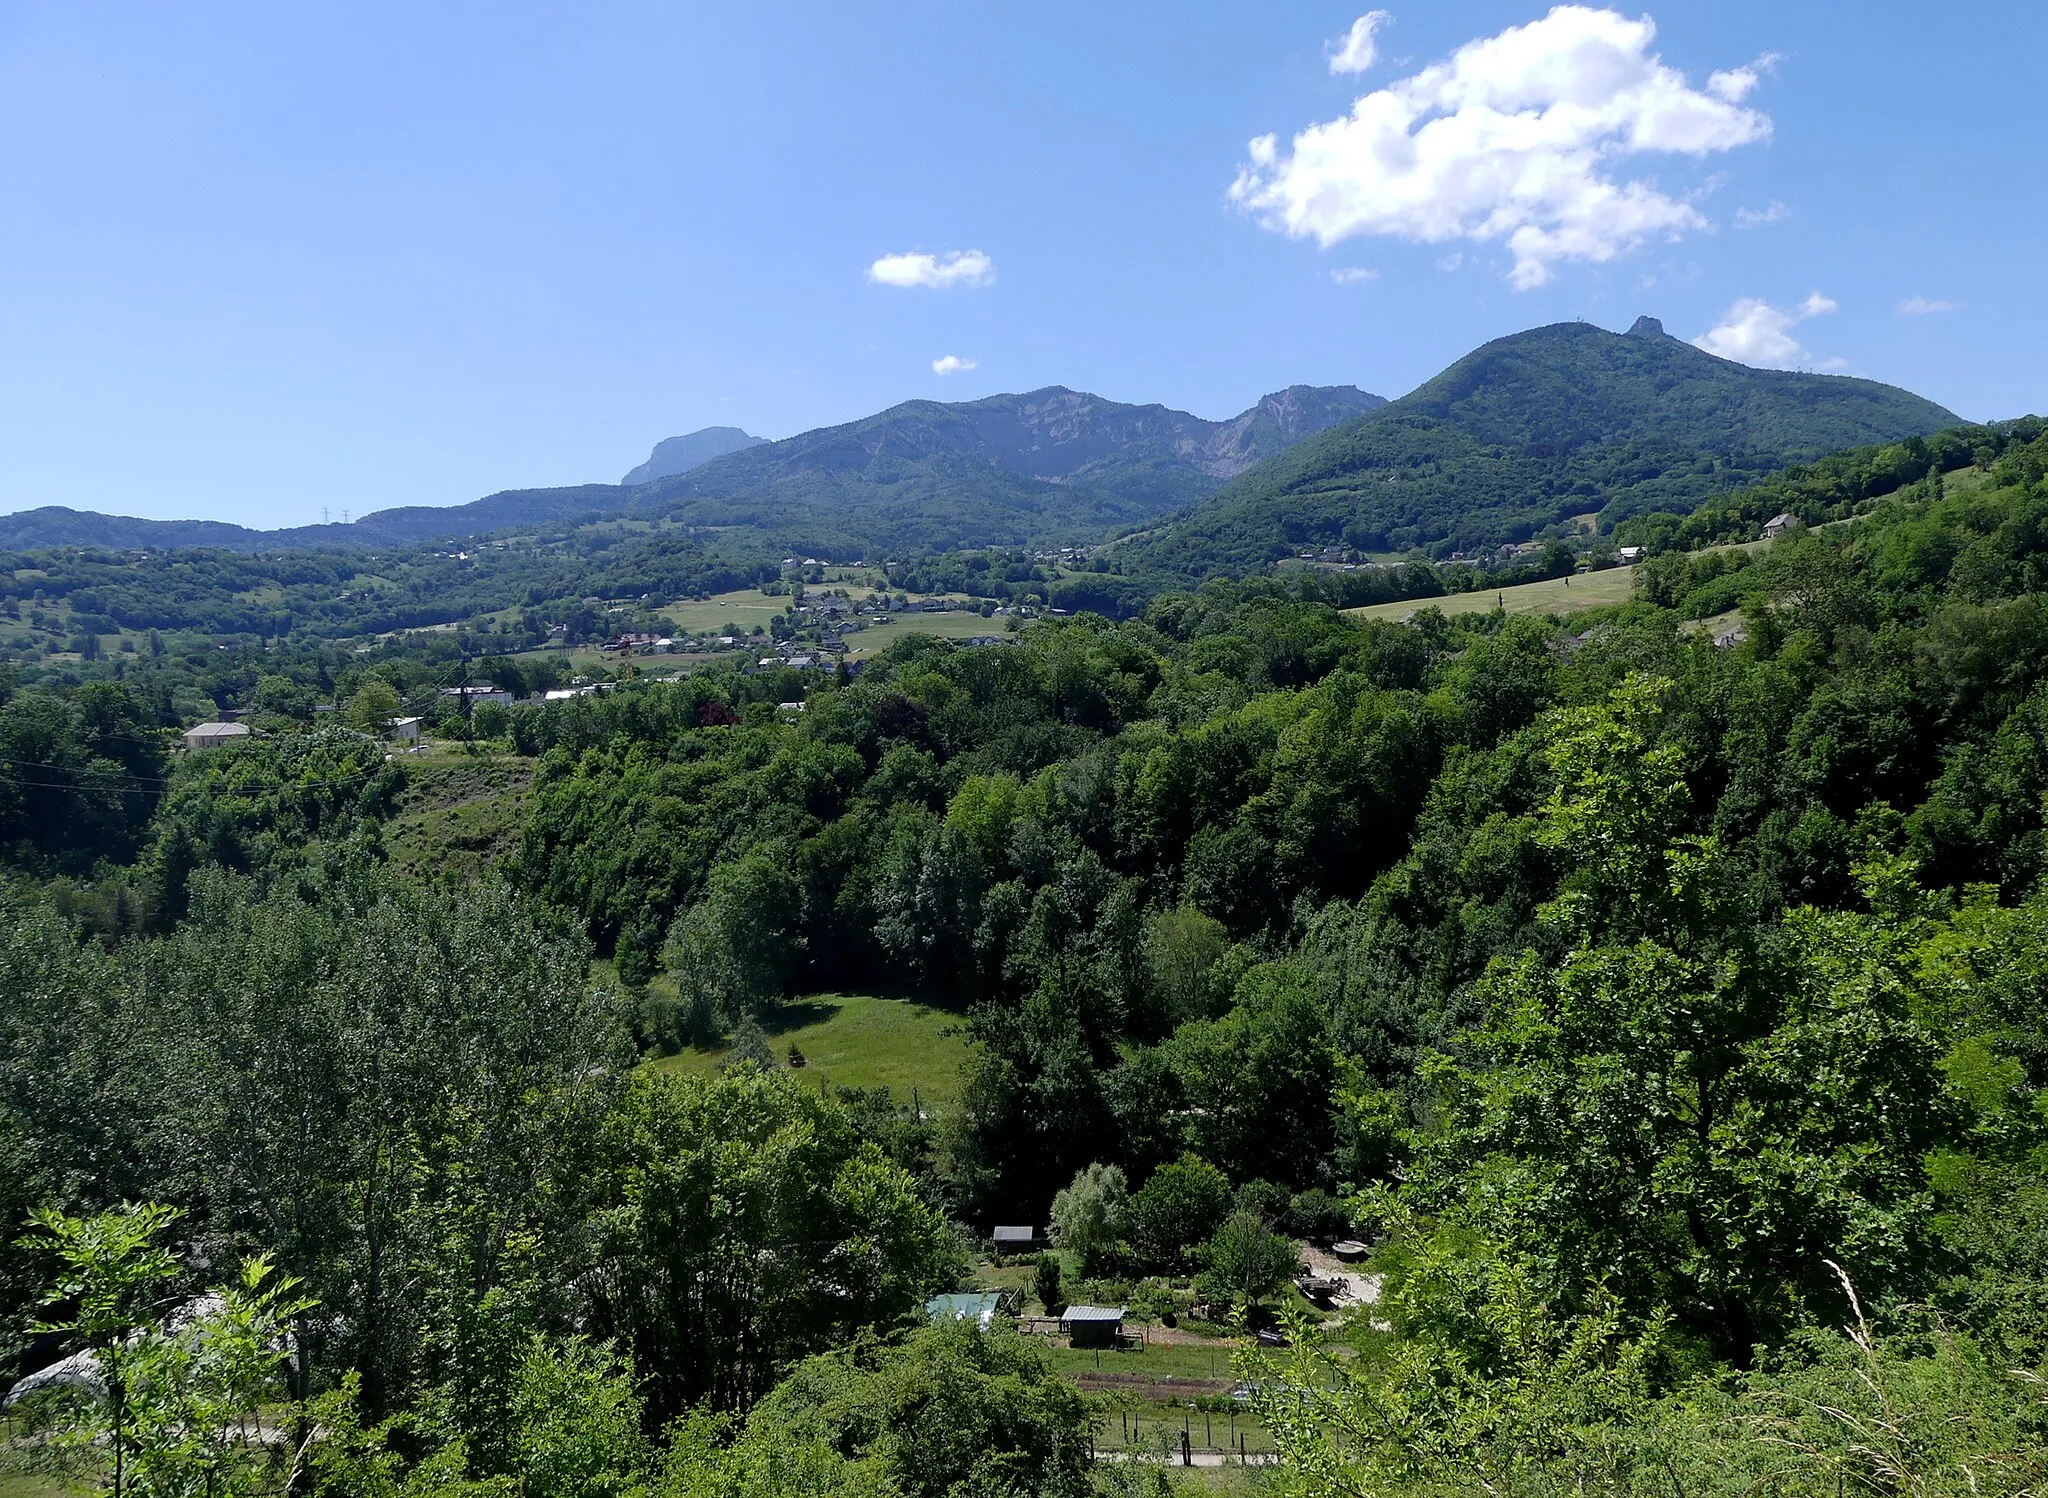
[
  {"x1": 643, "y1": 992, "x2": 973, "y2": 1105},
  {"x1": 1345, "y1": 563, "x2": 1637, "y2": 623},
  {"x1": 846, "y1": 609, "x2": 1008, "y2": 657},
  {"x1": 661, "y1": 587, "x2": 788, "y2": 635}
]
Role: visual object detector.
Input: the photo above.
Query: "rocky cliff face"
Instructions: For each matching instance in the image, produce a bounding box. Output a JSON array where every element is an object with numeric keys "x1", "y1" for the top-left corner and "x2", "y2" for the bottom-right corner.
[
  {"x1": 950, "y1": 384, "x2": 1388, "y2": 482},
  {"x1": 1198, "y1": 385, "x2": 1390, "y2": 478},
  {"x1": 622, "y1": 426, "x2": 767, "y2": 486}
]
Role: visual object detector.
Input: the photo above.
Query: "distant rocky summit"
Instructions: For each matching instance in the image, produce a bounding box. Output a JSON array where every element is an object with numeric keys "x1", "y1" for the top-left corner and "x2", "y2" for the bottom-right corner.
[{"x1": 622, "y1": 426, "x2": 768, "y2": 485}]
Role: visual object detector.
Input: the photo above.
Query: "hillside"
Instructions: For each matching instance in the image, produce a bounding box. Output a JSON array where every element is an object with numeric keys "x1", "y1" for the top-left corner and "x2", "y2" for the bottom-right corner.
[
  {"x1": 0, "y1": 487, "x2": 628, "y2": 554},
  {"x1": 622, "y1": 383, "x2": 1386, "y2": 555},
  {"x1": 0, "y1": 508, "x2": 297, "y2": 552},
  {"x1": 1120, "y1": 316, "x2": 1959, "y2": 578}
]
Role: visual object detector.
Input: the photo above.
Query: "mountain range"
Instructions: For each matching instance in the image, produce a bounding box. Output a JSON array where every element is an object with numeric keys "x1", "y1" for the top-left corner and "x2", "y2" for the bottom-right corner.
[
  {"x1": 613, "y1": 383, "x2": 1388, "y2": 556},
  {"x1": 0, "y1": 317, "x2": 1961, "y2": 574},
  {"x1": 0, "y1": 385, "x2": 1384, "y2": 555}
]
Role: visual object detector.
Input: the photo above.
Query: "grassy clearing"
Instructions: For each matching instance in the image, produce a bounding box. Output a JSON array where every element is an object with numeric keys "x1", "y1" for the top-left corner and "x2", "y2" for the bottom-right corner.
[
  {"x1": 1345, "y1": 564, "x2": 1637, "y2": 623},
  {"x1": 662, "y1": 588, "x2": 788, "y2": 636},
  {"x1": 0, "y1": 1455, "x2": 74, "y2": 1498},
  {"x1": 846, "y1": 610, "x2": 1008, "y2": 658},
  {"x1": 1683, "y1": 606, "x2": 1745, "y2": 639},
  {"x1": 383, "y1": 755, "x2": 534, "y2": 883},
  {"x1": 1043, "y1": 1340, "x2": 1243, "y2": 1383},
  {"x1": 644, "y1": 992, "x2": 973, "y2": 1105}
]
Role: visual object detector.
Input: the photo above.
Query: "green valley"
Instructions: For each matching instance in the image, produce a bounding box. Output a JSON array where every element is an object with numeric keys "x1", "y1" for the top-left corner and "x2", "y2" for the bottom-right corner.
[{"x1": 7, "y1": 327, "x2": 2048, "y2": 1498}]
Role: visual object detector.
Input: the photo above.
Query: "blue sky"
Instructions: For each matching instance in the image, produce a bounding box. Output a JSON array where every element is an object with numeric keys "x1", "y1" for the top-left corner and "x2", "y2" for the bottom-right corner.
[{"x1": 0, "y1": 1, "x2": 2039, "y2": 528}]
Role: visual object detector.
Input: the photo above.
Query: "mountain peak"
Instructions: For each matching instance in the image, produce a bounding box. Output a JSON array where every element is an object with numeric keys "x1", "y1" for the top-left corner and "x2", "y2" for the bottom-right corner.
[
  {"x1": 1119, "y1": 315, "x2": 1959, "y2": 580},
  {"x1": 623, "y1": 426, "x2": 766, "y2": 486}
]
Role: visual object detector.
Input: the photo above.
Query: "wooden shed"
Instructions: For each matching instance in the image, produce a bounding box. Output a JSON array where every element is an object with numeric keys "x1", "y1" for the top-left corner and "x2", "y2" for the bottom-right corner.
[{"x1": 991, "y1": 1225, "x2": 1037, "y2": 1259}]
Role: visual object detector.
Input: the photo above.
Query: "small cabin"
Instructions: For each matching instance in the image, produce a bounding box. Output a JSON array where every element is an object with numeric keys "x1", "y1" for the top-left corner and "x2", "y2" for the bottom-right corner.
[
  {"x1": 991, "y1": 1225, "x2": 1037, "y2": 1259},
  {"x1": 1060, "y1": 1304, "x2": 1125, "y2": 1348},
  {"x1": 1763, "y1": 512, "x2": 1803, "y2": 540}
]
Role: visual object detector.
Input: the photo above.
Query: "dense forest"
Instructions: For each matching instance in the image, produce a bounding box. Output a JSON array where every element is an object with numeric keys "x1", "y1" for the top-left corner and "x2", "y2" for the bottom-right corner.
[{"x1": 9, "y1": 420, "x2": 2048, "y2": 1495}]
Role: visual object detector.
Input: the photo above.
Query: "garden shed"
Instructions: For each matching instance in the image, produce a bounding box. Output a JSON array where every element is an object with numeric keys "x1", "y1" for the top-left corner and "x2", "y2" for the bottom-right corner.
[
  {"x1": 992, "y1": 1225, "x2": 1037, "y2": 1258},
  {"x1": 1059, "y1": 1304, "x2": 1124, "y2": 1348}
]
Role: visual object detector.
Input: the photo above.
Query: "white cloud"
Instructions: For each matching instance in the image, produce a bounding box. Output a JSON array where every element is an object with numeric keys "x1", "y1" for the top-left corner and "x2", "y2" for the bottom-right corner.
[
  {"x1": 931, "y1": 355, "x2": 978, "y2": 376},
  {"x1": 1693, "y1": 291, "x2": 1837, "y2": 369},
  {"x1": 1734, "y1": 200, "x2": 1789, "y2": 228},
  {"x1": 1231, "y1": 5, "x2": 1773, "y2": 289},
  {"x1": 1330, "y1": 266, "x2": 1380, "y2": 283},
  {"x1": 867, "y1": 250, "x2": 995, "y2": 289},
  {"x1": 1328, "y1": 11, "x2": 1392, "y2": 75},
  {"x1": 1897, "y1": 296, "x2": 1961, "y2": 316},
  {"x1": 1707, "y1": 52, "x2": 1779, "y2": 102}
]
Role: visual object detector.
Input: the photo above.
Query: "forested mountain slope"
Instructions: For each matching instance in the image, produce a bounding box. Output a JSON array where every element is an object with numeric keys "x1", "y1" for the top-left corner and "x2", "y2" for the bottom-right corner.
[
  {"x1": 619, "y1": 383, "x2": 1386, "y2": 555},
  {"x1": 1122, "y1": 316, "x2": 1959, "y2": 577}
]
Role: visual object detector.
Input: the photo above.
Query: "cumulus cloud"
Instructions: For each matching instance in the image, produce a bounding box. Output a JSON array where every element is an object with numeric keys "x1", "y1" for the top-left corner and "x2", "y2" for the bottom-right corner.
[
  {"x1": 931, "y1": 355, "x2": 978, "y2": 376},
  {"x1": 1231, "y1": 5, "x2": 1773, "y2": 289},
  {"x1": 1734, "y1": 200, "x2": 1789, "y2": 228},
  {"x1": 1693, "y1": 291, "x2": 1837, "y2": 369},
  {"x1": 1329, "y1": 11, "x2": 1392, "y2": 75},
  {"x1": 868, "y1": 250, "x2": 995, "y2": 289},
  {"x1": 1707, "y1": 52, "x2": 1779, "y2": 102},
  {"x1": 1330, "y1": 266, "x2": 1381, "y2": 283},
  {"x1": 1897, "y1": 296, "x2": 1961, "y2": 316}
]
